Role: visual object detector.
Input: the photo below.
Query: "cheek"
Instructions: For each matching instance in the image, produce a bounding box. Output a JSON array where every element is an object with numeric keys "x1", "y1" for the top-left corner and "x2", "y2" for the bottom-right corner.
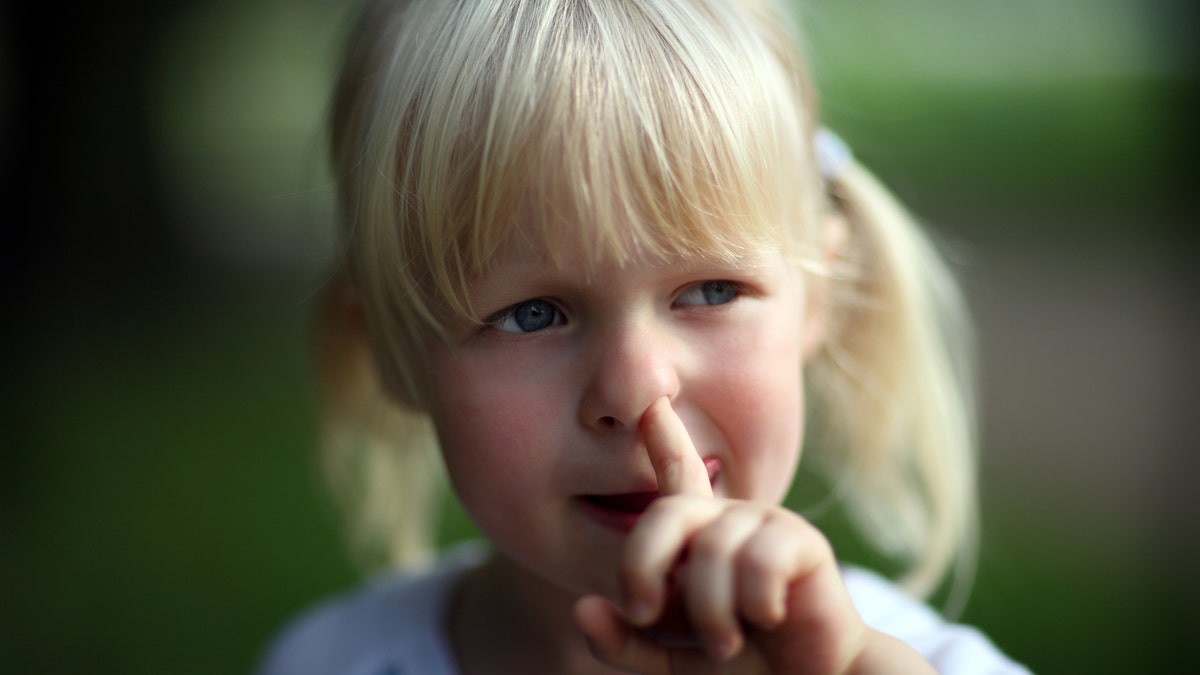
[
  {"x1": 422, "y1": 343, "x2": 576, "y2": 538},
  {"x1": 425, "y1": 351, "x2": 563, "y2": 519},
  {"x1": 702, "y1": 308, "x2": 806, "y2": 503}
]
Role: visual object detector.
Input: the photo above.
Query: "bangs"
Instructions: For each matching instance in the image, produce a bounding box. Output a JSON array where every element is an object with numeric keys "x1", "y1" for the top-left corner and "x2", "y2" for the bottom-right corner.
[
  {"x1": 352, "y1": 0, "x2": 819, "y2": 326},
  {"x1": 499, "y1": 1, "x2": 794, "y2": 267}
]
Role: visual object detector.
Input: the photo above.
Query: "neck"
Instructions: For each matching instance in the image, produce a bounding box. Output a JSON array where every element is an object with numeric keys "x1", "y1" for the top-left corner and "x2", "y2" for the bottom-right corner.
[{"x1": 447, "y1": 551, "x2": 621, "y2": 675}]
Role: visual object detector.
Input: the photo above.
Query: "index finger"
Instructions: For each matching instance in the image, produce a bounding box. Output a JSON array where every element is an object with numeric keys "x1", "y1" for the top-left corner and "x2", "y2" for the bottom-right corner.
[{"x1": 640, "y1": 397, "x2": 714, "y2": 497}]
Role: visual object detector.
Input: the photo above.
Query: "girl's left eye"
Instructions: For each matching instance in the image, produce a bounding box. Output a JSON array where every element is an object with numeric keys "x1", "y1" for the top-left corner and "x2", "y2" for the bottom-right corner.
[
  {"x1": 675, "y1": 280, "x2": 741, "y2": 307},
  {"x1": 489, "y1": 298, "x2": 564, "y2": 334}
]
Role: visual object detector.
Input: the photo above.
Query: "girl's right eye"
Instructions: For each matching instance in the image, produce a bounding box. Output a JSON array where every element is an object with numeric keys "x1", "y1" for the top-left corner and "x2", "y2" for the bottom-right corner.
[{"x1": 488, "y1": 299, "x2": 564, "y2": 334}]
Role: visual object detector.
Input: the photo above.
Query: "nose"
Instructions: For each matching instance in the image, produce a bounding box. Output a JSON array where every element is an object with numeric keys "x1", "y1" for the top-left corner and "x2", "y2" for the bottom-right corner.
[{"x1": 578, "y1": 314, "x2": 681, "y2": 431}]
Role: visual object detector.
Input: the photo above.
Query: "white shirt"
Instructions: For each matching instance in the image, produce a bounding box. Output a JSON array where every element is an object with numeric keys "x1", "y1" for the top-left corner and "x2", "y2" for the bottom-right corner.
[{"x1": 259, "y1": 542, "x2": 1031, "y2": 675}]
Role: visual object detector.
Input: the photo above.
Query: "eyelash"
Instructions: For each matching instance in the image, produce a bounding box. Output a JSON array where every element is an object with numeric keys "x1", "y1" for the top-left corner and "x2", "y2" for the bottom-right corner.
[
  {"x1": 486, "y1": 298, "x2": 565, "y2": 334},
  {"x1": 483, "y1": 279, "x2": 746, "y2": 335},
  {"x1": 673, "y1": 280, "x2": 744, "y2": 308}
]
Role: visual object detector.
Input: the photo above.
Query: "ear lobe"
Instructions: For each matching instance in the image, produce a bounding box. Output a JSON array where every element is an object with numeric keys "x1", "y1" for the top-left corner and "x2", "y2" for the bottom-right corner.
[
  {"x1": 334, "y1": 274, "x2": 369, "y2": 338},
  {"x1": 801, "y1": 213, "x2": 848, "y2": 362}
]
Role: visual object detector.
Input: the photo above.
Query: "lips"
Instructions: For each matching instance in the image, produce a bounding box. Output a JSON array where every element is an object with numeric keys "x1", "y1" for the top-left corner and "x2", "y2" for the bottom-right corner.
[{"x1": 576, "y1": 457, "x2": 722, "y2": 533}]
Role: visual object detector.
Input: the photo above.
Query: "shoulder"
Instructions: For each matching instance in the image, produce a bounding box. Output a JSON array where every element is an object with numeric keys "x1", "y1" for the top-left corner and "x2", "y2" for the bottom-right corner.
[
  {"x1": 257, "y1": 543, "x2": 487, "y2": 675},
  {"x1": 842, "y1": 567, "x2": 1033, "y2": 675}
]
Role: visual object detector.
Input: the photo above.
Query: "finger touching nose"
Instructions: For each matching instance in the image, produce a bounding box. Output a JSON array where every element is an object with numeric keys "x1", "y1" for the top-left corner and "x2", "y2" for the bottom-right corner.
[{"x1": 640, "y1": 397, "x2": 713, "y2": 497}]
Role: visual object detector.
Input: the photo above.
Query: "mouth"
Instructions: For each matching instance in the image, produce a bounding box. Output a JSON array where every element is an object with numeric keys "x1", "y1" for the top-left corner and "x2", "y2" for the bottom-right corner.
[{"x1": 576, "y1": 457, "x2": 721, "y2": 534}]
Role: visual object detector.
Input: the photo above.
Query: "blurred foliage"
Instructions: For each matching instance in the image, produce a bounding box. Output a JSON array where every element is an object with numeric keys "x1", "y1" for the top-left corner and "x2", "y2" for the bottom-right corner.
[
  {"x1": 150, "y1": 0, "x2": 345, "y2": 266},
  {"x1": 6, "y1": 285, "x2": 351, "y2": 673},
  {"x1": 800, "y1": 0, "x2": 1183, "y2": 229}
]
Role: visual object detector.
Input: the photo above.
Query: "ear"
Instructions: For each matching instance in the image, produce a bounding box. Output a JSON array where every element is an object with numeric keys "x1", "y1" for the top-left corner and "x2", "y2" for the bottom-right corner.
[
  {"x1": 801, "y1": 213, "x2": 848, "y2": 362},
  {"x1": 319, "y1": 271, "x2": 426, "y2": 413}
]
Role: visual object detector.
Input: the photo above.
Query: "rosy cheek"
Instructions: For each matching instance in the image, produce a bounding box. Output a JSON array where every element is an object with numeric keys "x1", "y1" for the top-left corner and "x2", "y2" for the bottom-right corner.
[
  {"x1": 716, "y1": 324, "x2": 805, "y2": 501},
  {"x1": 431, "y1": 353, "x2": 562, "y2": 480}
]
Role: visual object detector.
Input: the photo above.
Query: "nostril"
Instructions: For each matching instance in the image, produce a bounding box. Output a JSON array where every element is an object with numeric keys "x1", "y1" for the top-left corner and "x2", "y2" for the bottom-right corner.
[{"x1": 598, "y1": 416, "x2": 618, "y2": 428}]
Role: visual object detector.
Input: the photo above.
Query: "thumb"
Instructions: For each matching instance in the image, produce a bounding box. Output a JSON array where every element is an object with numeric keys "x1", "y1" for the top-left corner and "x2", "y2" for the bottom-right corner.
[{"x1": 573, "y1": 595, "x2": 678, "y2": 675}]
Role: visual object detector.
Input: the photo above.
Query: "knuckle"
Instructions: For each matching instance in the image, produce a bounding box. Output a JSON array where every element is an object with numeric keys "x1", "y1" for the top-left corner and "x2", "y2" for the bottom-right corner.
[
  {"x1": 650, "y1": 450, "x2": 678, "y2": 476},
  {"x1": 692, "y1": 511, "x2": 749, "y2": 559},
  {"x1": 740, "y1": 540, "x2": 790, "y2": 579},
  {"x1": 799, "y1": 518, "x2": 834, "y2": 558},
  {"x1": 691, "y1": 526, "x2": 734, "y2": 560}
]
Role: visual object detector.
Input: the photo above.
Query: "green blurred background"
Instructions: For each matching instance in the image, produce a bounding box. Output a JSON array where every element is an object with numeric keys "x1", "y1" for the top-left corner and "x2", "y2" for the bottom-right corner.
[{"x1": 4, "y1": 0, "x2": 1197, "y2": 672}]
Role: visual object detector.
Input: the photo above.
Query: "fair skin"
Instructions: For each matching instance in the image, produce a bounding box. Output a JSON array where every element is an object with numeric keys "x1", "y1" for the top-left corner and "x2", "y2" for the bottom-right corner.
[{"x1": 419, "y1": 231, "x2": 934, "y2": 674}]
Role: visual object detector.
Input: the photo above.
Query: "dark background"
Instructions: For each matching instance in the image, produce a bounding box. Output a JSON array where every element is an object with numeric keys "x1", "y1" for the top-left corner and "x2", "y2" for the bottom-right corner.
[{"x1": 4, "y1": 0, "x2": 1197, "y2": 672}]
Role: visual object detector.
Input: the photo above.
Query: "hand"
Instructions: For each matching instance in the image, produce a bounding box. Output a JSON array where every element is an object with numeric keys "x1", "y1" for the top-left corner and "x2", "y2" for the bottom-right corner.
[{"x1": 573, "y1": 397, "x2": 934, "y2": 674}]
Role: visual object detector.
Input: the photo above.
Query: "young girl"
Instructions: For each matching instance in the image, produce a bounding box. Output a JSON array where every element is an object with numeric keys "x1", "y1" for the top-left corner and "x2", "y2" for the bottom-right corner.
[{"x1": 262, "y1": 0, "x2": 1030, "y2": 672}]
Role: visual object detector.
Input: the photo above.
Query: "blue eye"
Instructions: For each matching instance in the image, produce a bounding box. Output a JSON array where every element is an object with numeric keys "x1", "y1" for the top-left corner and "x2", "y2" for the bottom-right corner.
[
  {"x1": 676, "y1": 281, "x2": 740, "y2": 307},
  {"x1": 491, "y1": 299, "x2": 563, "y2": 333}
]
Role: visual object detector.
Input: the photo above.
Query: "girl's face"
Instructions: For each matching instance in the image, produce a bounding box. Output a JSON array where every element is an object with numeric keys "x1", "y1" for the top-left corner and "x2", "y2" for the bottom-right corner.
[{"x1": 424, "y1": 232, "x2": 817, "y2": 601}]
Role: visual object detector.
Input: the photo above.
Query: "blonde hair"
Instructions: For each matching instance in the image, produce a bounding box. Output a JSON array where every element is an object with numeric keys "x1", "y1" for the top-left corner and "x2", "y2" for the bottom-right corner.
[{"x1": 318, "y1": 0, "x2": 976, "y2": 603}]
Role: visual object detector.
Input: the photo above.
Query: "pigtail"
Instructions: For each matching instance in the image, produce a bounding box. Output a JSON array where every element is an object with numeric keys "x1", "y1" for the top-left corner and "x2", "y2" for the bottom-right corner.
[
  {"x1": 319, "y1": 0, "x2": 446, "y2": 569},
  {"x1": 313, "y1": 0, "x2": 444, "y2": 571},
  {"x1": 313, "y1": 270, "x2": 442, "y2": 570},
  {"x1": 809, "y1": 159, "x2": 978, "y2": 609}
]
